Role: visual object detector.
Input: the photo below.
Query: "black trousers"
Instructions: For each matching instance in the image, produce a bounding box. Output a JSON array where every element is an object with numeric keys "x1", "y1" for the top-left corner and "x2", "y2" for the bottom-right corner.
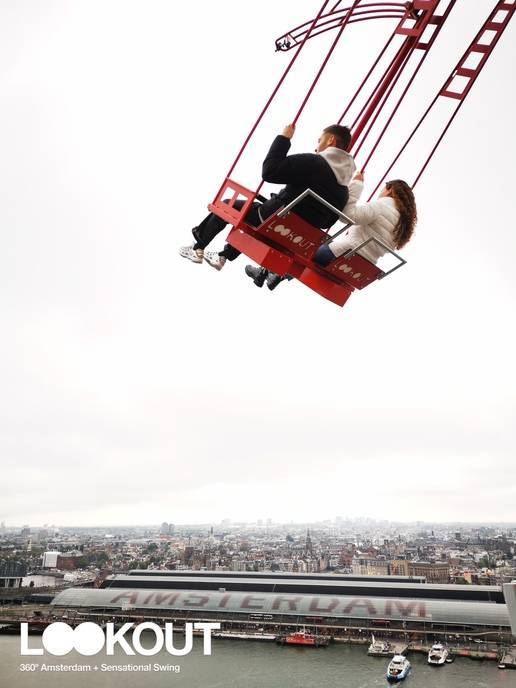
[{"x1": 192, "y1": 200, "x2": 263, "y2": 261}]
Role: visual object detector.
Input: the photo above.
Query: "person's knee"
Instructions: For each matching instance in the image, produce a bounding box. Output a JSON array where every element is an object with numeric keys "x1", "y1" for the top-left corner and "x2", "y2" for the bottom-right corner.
[{"x1": 313, "y1": 244, "x2": 336, "y2": 267}]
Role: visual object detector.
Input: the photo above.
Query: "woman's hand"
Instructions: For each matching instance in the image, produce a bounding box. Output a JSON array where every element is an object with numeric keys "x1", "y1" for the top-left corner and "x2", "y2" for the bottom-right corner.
[
  {"x1": 282, "y1": 123, "x2": 296, "y2": 139},
  {"x1": 353, "y1": 171, "x2": 364, "y2": 182}
]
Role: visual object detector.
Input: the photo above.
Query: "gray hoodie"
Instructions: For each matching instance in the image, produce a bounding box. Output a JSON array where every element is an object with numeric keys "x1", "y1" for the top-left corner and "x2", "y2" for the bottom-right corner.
[{"x1": 318, "y1": 146, "x2": 357, "y2": 187}]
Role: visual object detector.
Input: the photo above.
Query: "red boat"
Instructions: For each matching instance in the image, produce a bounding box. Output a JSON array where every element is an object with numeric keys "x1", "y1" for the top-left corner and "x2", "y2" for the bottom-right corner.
[{"x1": 276, "y1": 629, "x2": 330, "y2": 647}]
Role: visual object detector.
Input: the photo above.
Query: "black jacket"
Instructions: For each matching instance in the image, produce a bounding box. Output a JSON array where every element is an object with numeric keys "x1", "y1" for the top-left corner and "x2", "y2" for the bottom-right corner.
[{"x1": 259, "y1": 135, "x2": 350, "y2": 229}]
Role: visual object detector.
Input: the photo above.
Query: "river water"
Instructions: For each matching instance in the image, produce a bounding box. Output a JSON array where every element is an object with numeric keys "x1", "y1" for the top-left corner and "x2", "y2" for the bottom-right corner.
[{"x1": 1, "y1": 635, "x2": 514, "y2": 688}]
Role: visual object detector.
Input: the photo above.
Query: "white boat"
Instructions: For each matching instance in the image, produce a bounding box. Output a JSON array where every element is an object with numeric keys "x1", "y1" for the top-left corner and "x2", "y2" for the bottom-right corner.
[
  {"x1": 428, "y1": 642, "x2": 449, "y2": 665},
  {"x1": 367, "y1": 634, "x2": 392, "y2": 656},
  {"x1": 386, "y1": 654, "x2": 411, "y2": 681}
]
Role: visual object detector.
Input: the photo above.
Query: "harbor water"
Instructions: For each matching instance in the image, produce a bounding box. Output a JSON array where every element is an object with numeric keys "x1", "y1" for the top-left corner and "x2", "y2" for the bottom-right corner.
[{"x1": 1, "y1": 635, "x2": 515, "y2": 688}]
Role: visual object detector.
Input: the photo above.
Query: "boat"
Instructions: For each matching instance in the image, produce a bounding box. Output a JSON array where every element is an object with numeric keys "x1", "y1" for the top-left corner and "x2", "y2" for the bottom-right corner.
[
  {"x1": 428, "y1": 642, "x2": 449, "y2": 665},
  {"x1": 368, "y1": 634, "x2": 392, "y2": 656},
  {"x1": 386, "y1": 654, "x2": 411, "y2": 681},
  {"x1": 276, "y1": 628, "x2": 329, "y2": 647},
  {"x1": 498, "y1": 650, "x2": 516, "y2": 670}
]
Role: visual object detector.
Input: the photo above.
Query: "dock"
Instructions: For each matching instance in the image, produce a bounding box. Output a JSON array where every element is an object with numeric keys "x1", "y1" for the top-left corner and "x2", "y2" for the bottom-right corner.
[
  {"x1": 385, "y1": 641, "x2": 408, "y2": 656},
  {"x1": 212, "y1": 631, "x2": 276, "y2": 642}
]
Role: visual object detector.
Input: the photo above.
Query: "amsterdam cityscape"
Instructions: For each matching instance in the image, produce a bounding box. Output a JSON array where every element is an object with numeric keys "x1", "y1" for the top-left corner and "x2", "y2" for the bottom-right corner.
[
  {"x1": 1, "y1": 517, "x2": 516, "y2": 687},
  {"x1": 2, "y1": 518, "x2": 516, "y2": 585}
]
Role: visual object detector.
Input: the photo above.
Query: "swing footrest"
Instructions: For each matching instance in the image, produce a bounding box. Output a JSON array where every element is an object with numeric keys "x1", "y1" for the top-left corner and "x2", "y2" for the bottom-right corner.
[
  {"x1": 297, "y1": 266, "x2": 353, "y2": 307},
  {"x1": 226, "y1": 227, "x2": 293, "y2": 276}
]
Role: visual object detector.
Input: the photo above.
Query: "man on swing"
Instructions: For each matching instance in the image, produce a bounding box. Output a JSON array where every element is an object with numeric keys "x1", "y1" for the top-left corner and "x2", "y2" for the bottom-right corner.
[{"x1": 179, "y1": 123, "x2": 356, "y2": 284}]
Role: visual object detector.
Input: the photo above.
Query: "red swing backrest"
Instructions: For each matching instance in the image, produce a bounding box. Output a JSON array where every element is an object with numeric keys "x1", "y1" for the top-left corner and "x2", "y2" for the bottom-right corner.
[
  {"x1": 325, "y1": 252, "x2": 383, "y2": 289},
  {"x1": 255, "y1": 211, "x2": 329, "y2": 260}
]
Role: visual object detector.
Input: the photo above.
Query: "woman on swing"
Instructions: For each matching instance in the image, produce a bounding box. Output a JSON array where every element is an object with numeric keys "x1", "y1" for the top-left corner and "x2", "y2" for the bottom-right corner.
[{"x1": 246, "y1": 171, "x2": 417, "y2": 290}]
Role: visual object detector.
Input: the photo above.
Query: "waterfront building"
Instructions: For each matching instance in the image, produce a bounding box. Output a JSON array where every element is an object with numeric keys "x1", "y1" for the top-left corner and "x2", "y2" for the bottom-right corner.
[
  {"x1": 0, "y1": 560, "x2": 27, "y2": 588},
  {"x1": 51, "y1": 570, "x2": 514, "y2": 644}
]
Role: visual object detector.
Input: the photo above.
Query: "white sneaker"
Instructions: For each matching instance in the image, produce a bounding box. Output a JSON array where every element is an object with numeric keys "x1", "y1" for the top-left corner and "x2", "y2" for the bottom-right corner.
[
  {"x1": 204, "y1": 251, "x2": 227, "y2": 271},
  {"x1": 179, "y1": 245, "x2": 204, "y2": 263}
]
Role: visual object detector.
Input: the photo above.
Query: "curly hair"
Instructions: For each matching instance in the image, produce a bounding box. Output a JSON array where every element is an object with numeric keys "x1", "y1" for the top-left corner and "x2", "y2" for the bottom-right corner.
[{"x1": 385, "y1": 179, "x2": 417, "y2": 250}]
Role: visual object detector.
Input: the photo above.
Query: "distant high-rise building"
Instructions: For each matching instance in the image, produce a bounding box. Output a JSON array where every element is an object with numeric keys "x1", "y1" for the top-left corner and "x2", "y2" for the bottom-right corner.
[
  {"x1": 305, "y1": 529, "x2": 314, "y2": 556},
  {"x1": 160, "y1": 522, "x2": 174, "y2": 536}
]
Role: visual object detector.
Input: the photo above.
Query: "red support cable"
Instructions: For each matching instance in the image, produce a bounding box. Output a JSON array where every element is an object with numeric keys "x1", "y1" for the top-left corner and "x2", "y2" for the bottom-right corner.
[
  {"x1": 349, "y1": 1, "x2": 440, "y2": 149},
  {"x1": 363, "y1": 0, "x2": 457, "y2": 187},
  {"x1": 224, "y1": 0, "x2": 332, "y2": 180},
  {"x1": 349, "y1": 33, "x2": 405, "y2": 132},
  {"x1": 252, "y1": 1, "x2": 361, "y2": 199},
  {"x1": 367, "y1": 92, "x2": 438, "y2": 197},
  {"x1": 350, "y1": 38, "x2": 417, "y2": 151},
  {"x1": 354, "y1": 45, "x2": 417, "y2": 159},
  {"x1": 360, "y1": 51, "x2": 424, "y2": 169},
  {"x1": 337, "y1": 28, "x2": 397, "y2": 125},
  {"x1": 412, "y1": 101, "x2": 464, "y2": 187},
  {"x1": 292, "y1": 0, "x2": 362, "y2": 124}
]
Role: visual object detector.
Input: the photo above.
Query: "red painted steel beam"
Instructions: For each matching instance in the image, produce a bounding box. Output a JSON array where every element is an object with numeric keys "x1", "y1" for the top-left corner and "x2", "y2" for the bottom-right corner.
[
  {"x1": 360, "y1": 0, "x2": 457, "y2": 174},
  {"x1": 350, "y1": 0, "x2": 440, "y2": 148},
  {"x1": 222, "y1": 0, "x2": 332, "y2": 182},
  {"x1": 371, "y1": 0, "x2": 515, "y2": 192}
]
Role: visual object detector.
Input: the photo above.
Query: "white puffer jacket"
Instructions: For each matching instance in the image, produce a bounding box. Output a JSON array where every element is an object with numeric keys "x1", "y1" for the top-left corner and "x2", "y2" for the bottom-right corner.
[{"x1": 328, "y1": 180, "x2": 399, "y2": 263}]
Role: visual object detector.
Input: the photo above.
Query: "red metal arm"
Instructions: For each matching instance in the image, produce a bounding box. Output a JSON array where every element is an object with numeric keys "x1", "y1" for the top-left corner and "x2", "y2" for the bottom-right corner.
[{"x1": 370, "y1": 0, "x2": 515, "y2": 194}]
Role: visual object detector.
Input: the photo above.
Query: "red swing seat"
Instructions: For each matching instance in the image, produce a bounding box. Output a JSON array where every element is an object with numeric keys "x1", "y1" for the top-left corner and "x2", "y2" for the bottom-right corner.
[{"x1": 208, "y1": 177, "x2": 406, "y2": 307}]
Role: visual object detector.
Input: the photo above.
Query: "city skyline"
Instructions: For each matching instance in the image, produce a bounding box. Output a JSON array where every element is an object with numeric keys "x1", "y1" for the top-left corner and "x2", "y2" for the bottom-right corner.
[{"x1": 3, "y1": 518, "x2": 516, "y2": 530}]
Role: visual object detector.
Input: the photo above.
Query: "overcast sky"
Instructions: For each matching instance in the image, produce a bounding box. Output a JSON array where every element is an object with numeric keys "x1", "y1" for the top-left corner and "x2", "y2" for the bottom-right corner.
[{"x1": 1, "y1": 0, "x2": 515, "y2": 527}]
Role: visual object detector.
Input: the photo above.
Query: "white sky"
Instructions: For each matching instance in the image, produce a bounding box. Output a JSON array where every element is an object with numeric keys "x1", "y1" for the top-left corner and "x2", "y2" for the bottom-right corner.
[{"x1": 1, "y1": 0, "x2": 515, "y2": 526}]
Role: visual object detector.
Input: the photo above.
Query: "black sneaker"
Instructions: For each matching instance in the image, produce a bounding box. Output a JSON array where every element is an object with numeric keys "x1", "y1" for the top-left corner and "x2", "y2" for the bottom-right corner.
[
  {"x1": 266, "y1": 273, "x2": 284, "y2": 291},
  {"x1": 245, "y1": 265, "x2": 268, "y2": 287}
]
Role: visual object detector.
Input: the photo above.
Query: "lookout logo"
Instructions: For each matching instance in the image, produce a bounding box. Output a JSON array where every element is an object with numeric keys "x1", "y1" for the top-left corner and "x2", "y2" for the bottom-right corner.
[
  {"x1": 272, "y1": 224, "x2": 315, "y2": 251},
  {"x1": 21, "y1": 621, "x2": 220, "y2": 656}
]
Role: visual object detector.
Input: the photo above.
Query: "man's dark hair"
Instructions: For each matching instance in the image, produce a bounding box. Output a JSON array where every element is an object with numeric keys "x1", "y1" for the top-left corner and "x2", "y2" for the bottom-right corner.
[{"x1": 323, "y1": 124, "x2": 351, "y2": 151}]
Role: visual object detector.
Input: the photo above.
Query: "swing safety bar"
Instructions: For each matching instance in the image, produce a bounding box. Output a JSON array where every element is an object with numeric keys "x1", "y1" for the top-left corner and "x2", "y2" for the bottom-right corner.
[
  {"x1": 277, "y1": 187, "x2": 355, "y2": 226},
  {"x1": 344, "y1": 236, "x2": 406, "y2": 278}
]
